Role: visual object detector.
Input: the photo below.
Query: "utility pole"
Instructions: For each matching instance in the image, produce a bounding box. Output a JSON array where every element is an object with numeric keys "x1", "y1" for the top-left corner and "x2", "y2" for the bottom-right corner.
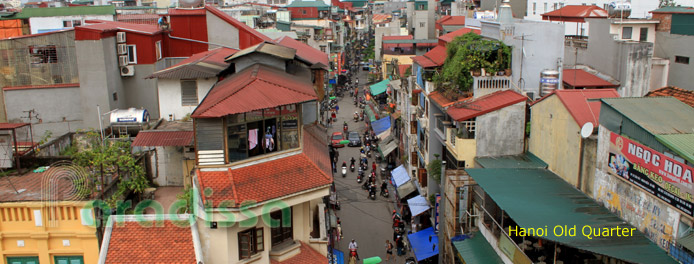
[{"x1": 438, "y1": 161, "x2": 446, "y2": 264}]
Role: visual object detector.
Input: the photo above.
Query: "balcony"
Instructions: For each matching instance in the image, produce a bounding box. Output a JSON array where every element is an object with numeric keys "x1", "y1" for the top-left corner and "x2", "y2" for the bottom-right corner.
[
  {"x1": 472, "y1": 75, "x2": 512, "y2": 98},
  {"x1": 445, "y1": 125, "x2": 476, "y2": 165}
]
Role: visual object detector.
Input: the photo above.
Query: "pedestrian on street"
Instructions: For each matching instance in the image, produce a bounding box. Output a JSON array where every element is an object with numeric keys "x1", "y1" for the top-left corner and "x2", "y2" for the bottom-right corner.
[
  {"x1": 385, "y1": 240, "x2": 394, "y2": 262},
  {"x1": 349, "y1": 239, "x2": 360, "y2": 260},
  {"x1": 336, "y1": 104, "x2": 340, "y2": 114},
  {"x1": 372, "y1": 162, "x2": 377, "y2": 172},
  {"x1": 396, "y1": 235, "x2": 405, "y2": 256}
]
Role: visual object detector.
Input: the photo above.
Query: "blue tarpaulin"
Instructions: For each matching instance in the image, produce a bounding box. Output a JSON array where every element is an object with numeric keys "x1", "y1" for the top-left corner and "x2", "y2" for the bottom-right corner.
[
  {"x1": 329, "y1": 249, "x2": 344, "y2": 264},
  {"x1": 391, "y1": 165, "x2": 410, "y2": 187},
  {"x1": 371, "y1": 116, "x2": 391, "y2": 135},
  {"x1": 408, "y1": 227, "x2": 439, "y2": 261}
]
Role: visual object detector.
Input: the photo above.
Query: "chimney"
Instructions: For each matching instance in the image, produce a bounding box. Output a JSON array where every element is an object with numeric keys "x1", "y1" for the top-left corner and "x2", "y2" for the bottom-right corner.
[{"x1": 497, "y1": 0, "x2": 513, "y2": 25}]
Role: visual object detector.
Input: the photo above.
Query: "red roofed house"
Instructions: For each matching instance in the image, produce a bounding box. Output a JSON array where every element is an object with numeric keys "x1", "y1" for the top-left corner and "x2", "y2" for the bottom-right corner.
[
  {"x1": 435, "y1": 15, "x2": 466, "y2": 35},
  {"x1": 540, "y1": 5, "x2": 607, "y2": 36},
  {"x1": 529, "y1": 89, "x2": 619, "y2": 189},
  {"x1": 188, "y1": 42, "x2": 330, "y2": 263},
  {"x1": 646, "y1": 86, "x2": 694, "y2": 108}
]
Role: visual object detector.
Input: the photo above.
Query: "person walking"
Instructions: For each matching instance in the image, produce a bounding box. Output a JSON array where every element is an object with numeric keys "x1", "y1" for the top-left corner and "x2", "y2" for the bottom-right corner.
[
  {"x1": 385, "y1": 240, "x2": 394, "y2": 262},
  {"x1": 395, "y1": 235, "x2": 404, "y2": 256},
  {"x1": 349, "y1": 239, "x2": 360, "y2": 260}
]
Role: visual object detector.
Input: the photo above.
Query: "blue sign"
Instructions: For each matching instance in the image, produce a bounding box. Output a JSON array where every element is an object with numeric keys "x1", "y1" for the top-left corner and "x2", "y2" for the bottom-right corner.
[
  {"x1": 541, "y1": 78, "x2": 559, "y2": 84},
  {"x1": 329, "y1": 249, "x2": 344, "y2": 264},
  {"x1": 434, "y1": 194, "x2": 441, "y2": 232}
]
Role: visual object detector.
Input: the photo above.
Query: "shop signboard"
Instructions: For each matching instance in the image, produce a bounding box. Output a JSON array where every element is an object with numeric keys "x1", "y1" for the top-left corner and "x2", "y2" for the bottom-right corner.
[{"x1": 607, "y1": 132, "x2": 694, "y2": 216}]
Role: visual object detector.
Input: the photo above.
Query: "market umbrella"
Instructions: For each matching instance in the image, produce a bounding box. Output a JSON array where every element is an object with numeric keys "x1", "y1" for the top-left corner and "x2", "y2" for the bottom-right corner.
[
  {"x1": 340, "y1": 140, "x2": 350, "y2": 144},
  {"x1": 362, "y1": 257, "x2": 382, "y2": 264},
  {"x1": 330, "y1": 96, "x2": 337, "y2": 100}
]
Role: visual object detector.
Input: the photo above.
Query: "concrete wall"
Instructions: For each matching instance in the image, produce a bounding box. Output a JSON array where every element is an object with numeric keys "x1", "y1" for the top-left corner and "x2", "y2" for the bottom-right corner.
[
  {"x1": 4, "y1": 86, "x2": 84, "y2": 139},
  {"x1": 609, "y1": 22, "x2": 656, "y2": 43},
  {"x1": 383, "y1": 2, "x2": 407, "y2": 14},
  {"x1": 654, "y1": 31, "x2": 694, "y2": 90},
  {"x1": 480, "y1": 0, "x2": 527, "y2": 18},
  {"x1": 29, "y1": 15, "x2": 114, "y2": 34},
  {"x1": 207, "y1": 11, "x2": 241, "y2": 49},
  {"x1": 157, "y1": 78, "x2": 216, "y2": 121},
  {"x1": 413, "y1": 10, "x2": 430, "y2": 39},
  {"x1": 528, "y1": 95, "x2": 581, "y2": 186},
  {"x1": 152, "y1": 146, "x2": 185, "y2": 186},
  {"x1": 375, "y1": 20, "x2": 402, "y2": 62},
  {"x1": 524, "y1": 0, "x2": 660, "y2": 25},
  {"x1": 475, "y1": 101, "x2": 524, "y2": 157},
  {"x1": 406, "y1": 1, "x2": 414, "y2": 33},
  {"x1": 122, "y1": 64, "x2": 160, "y2": 119},
  {"x1": 593, "y1": 125, "x2": 681, "y2": 251}
]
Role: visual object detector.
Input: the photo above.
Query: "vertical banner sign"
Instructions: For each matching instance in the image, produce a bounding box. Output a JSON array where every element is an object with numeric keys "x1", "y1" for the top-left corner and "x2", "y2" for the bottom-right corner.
[
  {"x1": 435, "y1": 194, "x2": 441, "y2": 232},
  {"x1": 608, "y1": 132, "x2": 694, "y2": 216}
]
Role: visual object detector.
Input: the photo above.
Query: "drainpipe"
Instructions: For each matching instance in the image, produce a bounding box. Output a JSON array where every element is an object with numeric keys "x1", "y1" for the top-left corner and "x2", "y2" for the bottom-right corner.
[{"x1": 577, "y1": 137, "x2": 585, "y2": 191}]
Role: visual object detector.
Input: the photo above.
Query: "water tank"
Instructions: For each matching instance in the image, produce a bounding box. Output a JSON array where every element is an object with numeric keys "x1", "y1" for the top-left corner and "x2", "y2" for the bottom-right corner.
[
  {"x1": 539, "y1": 70, "x2": 560, "y2": 97},
  {"x1": 110, "y1": 108, "x2": 150, "y2": 124},
  {"x1": 607, "y1": 1, "x2": 631, "y2": 18}
]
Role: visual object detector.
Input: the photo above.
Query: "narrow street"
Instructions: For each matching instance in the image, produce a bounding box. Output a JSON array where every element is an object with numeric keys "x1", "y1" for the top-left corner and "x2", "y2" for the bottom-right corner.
[{"x1": 329, "y1": 67, "x2": 414, "y2": 263}]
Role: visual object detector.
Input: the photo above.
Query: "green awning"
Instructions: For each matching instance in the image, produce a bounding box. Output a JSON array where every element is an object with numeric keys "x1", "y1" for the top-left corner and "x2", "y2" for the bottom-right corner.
[
  {"x1": 655, "y1": 134, "x2": 694, "y2": 165},
  {"x1": 474, "y1": 152, "x2": 548, "y2": 169},
  {"x1": 364, "y1": 107, "x2": 377, "y2": 122},
  {"x1": 466, "y1": 168, "x2": 678, "y2": 264},
  {"x1": 452, "y1": 231, "x2": 504, "y2": 264},
  {"x1": 370, "y1": 78, "x2": 390, "y2": 96},
  {"x1": 677, "y1": 232, "x2": 694, "y2": 253}
]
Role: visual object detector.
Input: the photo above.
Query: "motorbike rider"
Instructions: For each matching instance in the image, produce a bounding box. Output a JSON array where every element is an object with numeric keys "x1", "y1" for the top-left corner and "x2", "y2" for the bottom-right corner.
[
  {"x1": 381, "y1": 181, "x2": 388, "y2": 194},
  {"x1": 342, "y1": 161, "x2": 347, "y2": 169},
  {"x1": 350, "y1": 157, "x2": 356, "y2": 166}
]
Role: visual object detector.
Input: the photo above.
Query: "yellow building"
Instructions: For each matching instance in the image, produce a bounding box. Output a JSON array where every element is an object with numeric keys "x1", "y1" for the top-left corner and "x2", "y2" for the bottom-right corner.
[
  {"x1": 0, "y1": 172, "x2": 98, "y2": 264},
  {"x1": 528, "y1": 89, "x2": 619, "y2": 194}
]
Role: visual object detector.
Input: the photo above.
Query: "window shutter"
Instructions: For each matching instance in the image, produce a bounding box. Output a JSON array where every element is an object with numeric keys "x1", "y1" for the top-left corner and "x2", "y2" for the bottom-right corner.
[
  {"x1": 256, "y1": 228, "x2": 264, "y2": 251},
  {"x1": 410, "y1": 121, "x2": 417, "y2": 134},
  {"x1": 181, "y1": 80, "x2": 198, "y2": 105},
  {"x1": 418, "y1": 168, "x2": 427, "y2": 186},
  {"x1": 411, "y1": 151, "x2": 417, "y2": 166},
  {"x1": 239, "y1": 231, "x2": 251, "y2": 259}
]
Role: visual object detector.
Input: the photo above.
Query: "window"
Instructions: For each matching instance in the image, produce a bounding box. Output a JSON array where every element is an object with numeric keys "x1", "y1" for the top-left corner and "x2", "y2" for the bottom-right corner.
[
  {"x1": 559, "y1": 3, "x2": 564, "y2": 8},
  {"x1": 420, "y1": 22, "x2": 425, "y2": 28},
  {"x1": 621, "y1": 27, "x2": 632, "y2": 39},
  {"x1": 126, "y1": 45, "x2": 137, "y2": 64},
  {"x1": 553, "y1": 3, "x2": 557, "y2": 10},
  {"x1": 155, "y1": 40, "x2": 162, "y2": 60},
  {"x1": 112, "y1": 92, "x2": 118, "y2": 101},
  {"x1": 29, "y1": 45, "x2": 58, "y2": 64},
  {"x1": 639, "y1": 27, "x2": 648, "y2": 42},
  {"x1": 544, "y1": 2, "x2": 547, "y2": 12},
  {"x1": 63, "y1": 19, "x2": 82, "y2": 27},
  {"x1": 55, "y1": 256, "x2": 84, "y2": 264},
  {"x1": 7, "y1": 257, "x2": 39, "y2": 264},
  {"x1": 532, "y1": 2, "x2": 536, "y2": 14},
  {"x1": 302, "y1": 10, "x2": 307, "y2": 14},
  {"x1": 226, "y1": 105, "x2": 299, "y2": 163},
  {"x1": 270, "y1": 208, "x2": 293, "y2": 246},
  {"x1": 181, "y1": 80, "x2": 198, "y2": 106},
  {"x1": 238, "y1": 227, "x2": 264, "y2": 260},
  {"x1": 675, "y1": 56, "x2": 690, "y2": 64}
]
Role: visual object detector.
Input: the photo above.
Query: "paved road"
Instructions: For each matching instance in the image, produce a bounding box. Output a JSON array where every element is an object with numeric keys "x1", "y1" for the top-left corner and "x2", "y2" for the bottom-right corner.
[{"x1": 330, "y1": 68, "x2": 413, "y2": 264}]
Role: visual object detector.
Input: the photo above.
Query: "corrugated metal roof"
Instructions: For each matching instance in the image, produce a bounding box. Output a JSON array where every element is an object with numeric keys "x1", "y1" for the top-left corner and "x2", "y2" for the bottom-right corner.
[
  {"x1": 447, "y1": 90, "x2": 526, "y2": 121},
  {"x1": 656, "y1": 134, "x2": 694, "y2": 165},
  {"x1": 467, "y1": 168, "x2": 678, "y2": 264},
  {"x1": 0, "y1": 123, "x2": 29, "y2": 130},
  {"x1": 677, "y1": 232, "x2": 694, "y2": 252},
  {"x1": 14, "y1": 5, "x2": 115, "y2": 19},
  {"x1": 543, "y1": 89, "x2": 620, "y2": 126},
  {"x1": 542, "y1": 5, "x2": 608, "y2": 22},
  {"x1": 412, "y1": 55, "x2": 438, "y2": 68},
  {"x1": 428, "y1": 91, "x2": 471, "y2": 109},
  {"x1": 439, "y1": 16, "x2": 466, "y2": 26},
  {"x1": 148, "y1": 48, "x2": 238, "y2": 79},
  {"x1": 192, "y1": 64, "x2": 316, "y2": 118},
  {"x1": 563, "y1": 69, "x2": 618, "y2": 88},
  {"x1": 651, "y1": 6, "x2": 694, "y2": 14},
  {"x1": 370, "y1": 78, "x2": 389, "y2": 95},
  {"x1": 438, "y1": 27, "x2": 481, "y2": 43},
  {"x1": 132, "y1": 131, "x2": 194, "y2": 146},
  {"x1": 226, "y1": 41, "x2": 296, "y2": 62},
  {"x1": 275, "y1": 36, "x2": 329, "y2": 69},
  {"x1": 474, "y1": 153, "x2": 548, "y2": 169},
  {"x1": 646, "y1": 86, "x2": 694, "y2": 108},
  {"x1": 77, "y1": 20, "x2": 160, "y2": 35},
  {"x1": 452, "y1": 231, "x2": 504, "y2": 264},
  {"x1": 601, "y1": 97, "x2": 694, "y2": 135},
  {"x1": 285, "y1": 0, "x2": 329, "y2": 8}
]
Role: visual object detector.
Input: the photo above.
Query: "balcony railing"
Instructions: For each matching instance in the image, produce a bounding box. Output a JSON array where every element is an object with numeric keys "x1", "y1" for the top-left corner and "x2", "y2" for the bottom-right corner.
[{"x1": 565, "y1": 35, "x2": 588, "y2": 49}]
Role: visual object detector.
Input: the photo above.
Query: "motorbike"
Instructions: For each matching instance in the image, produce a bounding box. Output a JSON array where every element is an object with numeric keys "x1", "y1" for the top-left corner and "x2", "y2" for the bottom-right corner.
[
  {"x1": 350, "y1": 163, "x2": 355, "y2": 172},
  {"x1": 360, "y1": 112, "x2": 364, "y2": 121},
  {"x1": 354, "y1": 113, "x2": 359, "y2": 122},
  {"x1": 341, "y1": 165, "x2": 347, "y2": 178},
  {"x1": 380, "y1": 167, "x2": 387, "y2": 178},
  {"x1": 369, "y1": 185, "x2": 376, "y2": 200},
  {"x1": 362, "y1": 180, "x2": 370, "y2": 190},
  {"x1": 357, "y1": 171, "x2": 363, "y2": 183},
  {"x1": 366, "y1": 149, "x2": 372, "y2": 158},
  {"x1": 381, "y1": 187, "x2": 389, "y2": 198},
  {"x1": 343, "y1": 123, "x2": 348, "y2": 133}
]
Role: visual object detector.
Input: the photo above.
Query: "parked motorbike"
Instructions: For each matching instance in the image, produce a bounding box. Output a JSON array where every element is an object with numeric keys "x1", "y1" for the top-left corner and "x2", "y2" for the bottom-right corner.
[{"x1": 341, "y1": 165, "x2": 347, "y2": 178}]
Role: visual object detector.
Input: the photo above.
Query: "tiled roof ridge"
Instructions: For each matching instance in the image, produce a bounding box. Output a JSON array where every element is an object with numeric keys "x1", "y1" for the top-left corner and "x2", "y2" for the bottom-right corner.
[{"x1": 196, "y1": 77, "x2": 257, "y2": 116}]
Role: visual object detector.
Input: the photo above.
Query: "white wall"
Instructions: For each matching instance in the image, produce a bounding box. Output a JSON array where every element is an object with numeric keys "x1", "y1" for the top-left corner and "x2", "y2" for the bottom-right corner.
[
  {"x1": 157, "y1": 78, "x2": 216, "y2": 121},
  {"x1": 206, "y1": 11, "x2": 240, "y2": 49},
  {"x1": 152, "y1": 146, "x2": 185, "y2": 186},
  {"x1": 609, "y1": 22, "x2": 656, "y2": 43},
  {"x1": 29, "y1": 15, "x2": 114, "y2": 34}
]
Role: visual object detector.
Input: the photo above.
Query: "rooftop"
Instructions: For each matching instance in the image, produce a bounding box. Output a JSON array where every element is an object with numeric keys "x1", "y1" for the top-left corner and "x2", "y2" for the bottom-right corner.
[
  {"x1": 562, "y1": 69, "x2": 619, "y2": 88},
  {"x1": 275, "y1": 36, "x2": 329, "y2": 69},
  {"x1": 438, "y1": 27, "x2": 481, "y2": 44},
  {"x1": 412, "y1": 45, "x2": 446, "y2": 68},
  {"x1": 428, "y1": 90, "x2": 471, "y2": 109},
  {"x1": 651, "y1": 6, "x2": 694, "y2": 14},
  {"x1": 191, "y1": 64, "x2": 316, "y2": 118},
  {"x1": 148, "y1": 47, "x2": 238, "y2": 79},
  {"x1": 270, "y1": 242, "x2": 327, "y2": 264},
  {"x1": 226, "y1": 41, "x2": 296, "y2": 62},
  {"x1": 6, "y1": 5, "x2": 115, "y2": 19},
  {"x1": 285, "y1": 0, "x2": 329, "y2": 8},
  {"x1": 131, "y1": 131, "x2": 194, "y2": 147},
  {"x1": 0, "y1": 171, "x2": 80, "y2": 202},
  {"x1": 533, "y1": 89, "x2": 620, "y2": 127},
  {"x1": 541, "y1": 5, "x2": 607, "y2": 23},
  {"x1": 645, "y1": 86, "x2": 694, "y2": 108},
  {"x1": 77, "y1": 19, "x2": 161, "y2": 35},
  {"x1": 447, "y1": 90, "x2": 527, "y2": 121},
  {"x1": 600, "y1": 97, "x2": 694, "y2": 135}
]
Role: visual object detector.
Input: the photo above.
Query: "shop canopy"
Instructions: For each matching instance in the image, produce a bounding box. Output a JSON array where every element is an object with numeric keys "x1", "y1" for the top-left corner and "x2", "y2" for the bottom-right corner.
[
  {"x1": 379, "y1": 139, "x2": 398, "y2": 157},
  {"x1": 364, "y1": 106, "x2": 377, "y2": 123},
  {"x1": 391, "y1": 165, "x2": 410, "y2": 187},
  {"x1": 407, "y1": 195, "x2": 430, "y2": 217},
  {"x1": 396, "y1": 181, "x2": 418, "y2": 199},
  {"x1": 407, "y1": 227, "x2": 439, "y2": 261},
  {"x1": 467, "y1": 168, "x2": 678, "y2": 264},
  {"x1": 452, "y1": 231, "x2": 504, "y2": 264},
  {"x1": 371, "y1": 116, "x2": 391, "y2": 135},
  {"x1": 370, "y1": 78, "x2": 390, "y2": 96}
]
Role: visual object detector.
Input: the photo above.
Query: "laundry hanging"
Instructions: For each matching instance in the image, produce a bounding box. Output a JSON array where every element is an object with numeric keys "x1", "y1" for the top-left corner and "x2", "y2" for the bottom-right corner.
[{"x1": 248, "y1": 129, "x2": 258, "y2": 150}]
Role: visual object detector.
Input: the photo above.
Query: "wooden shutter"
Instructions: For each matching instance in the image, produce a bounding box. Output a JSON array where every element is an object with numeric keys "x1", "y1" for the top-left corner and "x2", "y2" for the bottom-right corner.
[
  {"x1": 255, "y1": 228, "x2": 264, "y2": 252},
  {"x1": 239, "y1": 231, "x2": 251, "y2": 259},
  {"x1": 411, "y1": 151, "x2": 417, "y2": 166},
  {"x1": 410, "y1": 121, "x2": 417, "y2": 134},
  {"x1": 418, "y1": 168, "x2": 428, "y2": 187},
  {"x1": 181, "y1": 80, "x2": 198, "y2": 106}
]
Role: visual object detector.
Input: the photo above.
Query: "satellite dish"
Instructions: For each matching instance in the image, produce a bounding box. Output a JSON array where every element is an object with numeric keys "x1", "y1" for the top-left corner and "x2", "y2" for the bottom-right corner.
[{"x1": 580, "y1": 122, "x2": 594, "y2": 138}]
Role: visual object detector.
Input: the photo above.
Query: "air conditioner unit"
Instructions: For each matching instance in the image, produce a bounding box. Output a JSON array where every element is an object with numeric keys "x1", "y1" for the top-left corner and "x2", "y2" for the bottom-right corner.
[
  {"x1": 117, "y1": 44, "x2": 127, "y2": 55},
  {"x1": 118, "y1": 55, "x2": 129, "y2": 67},
  {"x1": 117, "y1": 32, "x2": 126, "y2": 43},
  {"x1": 120, "y1": 65, "x2": 135, "y2": 77}
]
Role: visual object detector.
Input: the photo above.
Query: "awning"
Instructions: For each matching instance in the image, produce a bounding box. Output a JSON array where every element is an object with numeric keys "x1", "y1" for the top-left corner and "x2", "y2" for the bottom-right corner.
[
  {"x1": 370, "y1": 78, "x2": 390, "y2": 95},
  {"x1": 364, "y1": 107, "x2": 377, "y2": 122},
  {"x1": 407, "y1": 195, "x2": 430, "y2": 217},
  {"x1": 391, "y1": 165, "x2": 410, "y2": 187},
  {"x1": 474, "y1": 152, "x2": 548, "y2": 169},
  {"x1": 390, "y1": 79, "x2": 401, "y2": 90},
  {"x1": 467, "y1": 168, "x2": 678, "y2": 264},
  {"x1": 371, "y1": 116, "x2": 391, "y2": 135},
  {"x1": 407, "y1": 227, "x2": 439, "y2": 261},
  {"x1": 396, "y1": 180, "x2": 417, "y2": 199},
  {"x1": 379, "y1": 139, "x2": 398, "y2": 157},
  {"x1": 391, "y1": 111, "x2": 402, "y2": 120},
  {"x1": 376, "y1": 129, "x2": 391, "y2": 140},
  {"x1": 452, "y1": 231, "x2": 504, "y2": 264}
]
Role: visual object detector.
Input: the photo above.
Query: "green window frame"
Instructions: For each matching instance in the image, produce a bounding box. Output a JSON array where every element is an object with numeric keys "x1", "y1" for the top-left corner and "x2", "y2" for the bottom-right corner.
[
  {"x1": 7, "y1": 256, "x2": 39, "y2": 264},
  {"x1": 54, "y1": 256, "x2": 84, "y2": 264}
]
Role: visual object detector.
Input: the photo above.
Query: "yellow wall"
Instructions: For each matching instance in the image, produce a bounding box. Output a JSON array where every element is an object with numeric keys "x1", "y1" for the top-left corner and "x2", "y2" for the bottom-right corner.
[
  {"x1": 445, "y1": 128, "x2": 476, "y2": 168},
  {"x1": 381, "y1": 54, "x2": 415, "y2": 80},
  {"x1": 0, "y1": 201, "x2": 99, "y2": 264},
  {"x1": 528, "y1": 95, "x2": 582, "y2": 187}
]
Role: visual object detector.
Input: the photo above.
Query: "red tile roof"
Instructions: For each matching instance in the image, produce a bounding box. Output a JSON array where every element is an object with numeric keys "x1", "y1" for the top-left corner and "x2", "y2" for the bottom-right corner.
[
  {"x1": 413, "y1": 45, "x2": 447, "y2": 68},
  {"x1": 438, "y1": 27, "x2": 481, "y2": 44},
  {"x1": 372, "y1": 14, "x2": 392, "y2": 23},
  {"x1": 441, "y1": 16, "x2": 466, "y2": 25},
  {"x1": 197, "y1": 126, "x2": 331, "y2": 207},
  {"x1": 563, "y1": 69, "x2": 618, "y2": 88},
  {"x1": 105, "y1": 220, "x2": 196, "y2": 264},
  {"x1": 398, "y1": 64, "x2": 411, "y2": 78},
  {"x1": 541, "y1": 5, "x2": 608, "y2": 23},
  {"x1": 429, "y1": 91, "x2": 472, "y2": 108},
  {"x1": 548, "y1": 89, "x2": 619, "y2": 127},
  {"x1": 270, "y1": 242, "x2": 327, "y2": 264},
  {"x1": 148, "y1": 47, "x2": 238, "y2": 79},
  {"x1": 79, "y1": 20, "x2": 161, "y2": 35},
  {"x1": 0, "y1": 171, "x2": 79, "y2": 202},
  {"x1": 132, "y1": 131, "x2": 194, "y2": 147},
  {"x1": 383, "y1": 35, "x2": 413, "y2": 41},
  {"x1": 447, "y1": 90, "x2": 527, "y2": 121},
  {"x1": 276, "y1": 36, "x2": 329, "y2": 68},
  {"x1": 646, "y1": 86, "x2": 694, "y2": 108},
  {"x1": 191, "y1": 64, "x2": 316, "y2": 118}
]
